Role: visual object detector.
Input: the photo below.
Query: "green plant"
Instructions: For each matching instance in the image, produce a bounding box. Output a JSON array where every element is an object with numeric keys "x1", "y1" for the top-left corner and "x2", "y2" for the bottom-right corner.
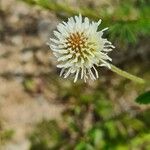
[
  {"x1": 29, "y1": 91, "x2": 150, "y2": 150},
  {"x1": 0, "y1": 121, "x2": 14, "y2": 146},
  {"x1": 21, "y1": 0, "x2": 150, "y2": 46}
]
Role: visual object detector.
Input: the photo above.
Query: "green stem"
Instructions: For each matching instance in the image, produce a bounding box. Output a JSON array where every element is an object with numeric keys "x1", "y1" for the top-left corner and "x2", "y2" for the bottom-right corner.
[{"x1": 110, "y1": 64, "x2": 145, "y2": 84}]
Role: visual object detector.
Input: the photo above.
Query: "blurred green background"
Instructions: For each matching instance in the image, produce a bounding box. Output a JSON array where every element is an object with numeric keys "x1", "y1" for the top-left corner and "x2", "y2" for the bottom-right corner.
[{"x1": 0, "y1": 0, "x2": 150, "y2": 150}]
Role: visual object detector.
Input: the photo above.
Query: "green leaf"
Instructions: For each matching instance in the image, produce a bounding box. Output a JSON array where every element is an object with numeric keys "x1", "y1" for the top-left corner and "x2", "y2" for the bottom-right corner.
[
  {"x1": 135, "y1": 91, "x2": 150, "y2": 104},
  {"x1": 75, "y1": 142, "x2": 94, "y2": 150}
]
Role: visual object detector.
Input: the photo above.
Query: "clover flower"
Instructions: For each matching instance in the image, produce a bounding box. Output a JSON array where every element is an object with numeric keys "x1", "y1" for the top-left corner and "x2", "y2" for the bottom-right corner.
[{"x1": 48, "y1": 14, "x2": 115, "y2": 82}]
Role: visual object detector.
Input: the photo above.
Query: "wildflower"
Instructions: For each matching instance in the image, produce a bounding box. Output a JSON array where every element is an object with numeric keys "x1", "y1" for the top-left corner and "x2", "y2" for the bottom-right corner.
[{"x1": 48, "y1": 14, "x2": 115, "y2": 82}]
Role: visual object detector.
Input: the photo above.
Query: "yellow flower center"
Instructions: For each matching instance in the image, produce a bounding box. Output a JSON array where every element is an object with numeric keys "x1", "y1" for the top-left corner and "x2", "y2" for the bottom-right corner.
[{"x1": 66, "y1": 32, "x2": 88, "y2": 55}]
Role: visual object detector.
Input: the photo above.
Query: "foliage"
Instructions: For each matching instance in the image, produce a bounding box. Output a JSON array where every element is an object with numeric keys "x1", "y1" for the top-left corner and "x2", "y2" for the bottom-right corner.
[
  {"x1": 0, "y1": 121, "x2": 14, "y2": 145},
  {"x1": 135, "y1": 91, "x2": 150, "y2": 104},
  {"x1": 29, "y1": 89, "x2": 150, "y2": 150},
  {"x1": 21, "y1": 0, "x2": 150, "y2": 46},
  {"x1": 29, "y1": 120, "x2": 65, "y2": 150}
]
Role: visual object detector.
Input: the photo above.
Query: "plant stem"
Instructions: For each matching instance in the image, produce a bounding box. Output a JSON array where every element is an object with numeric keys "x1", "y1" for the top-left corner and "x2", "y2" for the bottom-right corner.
[{"x1": 110, "y1": 64, "x2": 145, "y2": 84}]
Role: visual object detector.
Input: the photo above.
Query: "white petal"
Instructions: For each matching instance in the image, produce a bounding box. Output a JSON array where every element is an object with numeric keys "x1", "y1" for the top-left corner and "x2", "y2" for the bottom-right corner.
[
  {"x1": 103, "y1": 48, "x2": 113, "y2": 52},
  {"x1": 57, "y1": 54, "x2": 72, "y2": 61},
  {"x1": 57, "y1": 61, "x2": 73, "y2": 68},
  {"x1": 60, "y1": 68, "x2": 65, "y2": 76},
  {"x1": 101, "y1": 27, "x2": 108, "y2": 32},
  {"x1": 74, "y1": 69, "x2": 80, "y2": 82},
  {"x1": 104, "y1": 45, "x2": 115, "y2": 49},
  {"x1": 64, "y1": 68, "x2": 72, "y2": 78},
  {"x1": 81, "y1": 67, "x2": 84, "y2": 79},
  {"x1": 93, "y1": 66, "x2": 99, "y2": 78},
  {"x1": 54, "y1": 31, "x2": 62, "y2": 39},
  {"x1": 88, "y1": 68, "x2": 96, "y2": 80},
  {"x1": 50, "y1": 38, "x2": 60, "y2": 44}
]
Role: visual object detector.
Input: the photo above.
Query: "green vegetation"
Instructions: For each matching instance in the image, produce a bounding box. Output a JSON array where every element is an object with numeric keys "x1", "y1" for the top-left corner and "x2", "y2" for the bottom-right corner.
[
  {"x1": 135, "y1": 91, "x2": 150, "y2": 104},
  {"x1": 29, "y1": 91, "x2": 150, "y2": 150},
  {"x1": 0, "y1": 121, "x2": 14, "y2": 145},
  {"x1": 21, "y1": 0, "x2": 150, "y2": 46}
]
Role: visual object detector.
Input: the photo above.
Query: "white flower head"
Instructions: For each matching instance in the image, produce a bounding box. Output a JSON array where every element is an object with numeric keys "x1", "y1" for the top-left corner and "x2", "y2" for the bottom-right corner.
[{"x1": 48, "y1": 14, "x2": 115, "y2": 82}]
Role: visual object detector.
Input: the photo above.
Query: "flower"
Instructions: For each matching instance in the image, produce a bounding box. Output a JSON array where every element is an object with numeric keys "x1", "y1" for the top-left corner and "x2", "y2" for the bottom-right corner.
[{"x1": 48, "y1": 14, "x2": 115, "y2": 82}]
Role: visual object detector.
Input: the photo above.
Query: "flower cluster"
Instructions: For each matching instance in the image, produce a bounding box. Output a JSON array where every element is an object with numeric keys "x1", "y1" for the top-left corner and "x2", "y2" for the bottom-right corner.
[{"x1": 48, "y1": 14, "x2": 114, "y2": 82}]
